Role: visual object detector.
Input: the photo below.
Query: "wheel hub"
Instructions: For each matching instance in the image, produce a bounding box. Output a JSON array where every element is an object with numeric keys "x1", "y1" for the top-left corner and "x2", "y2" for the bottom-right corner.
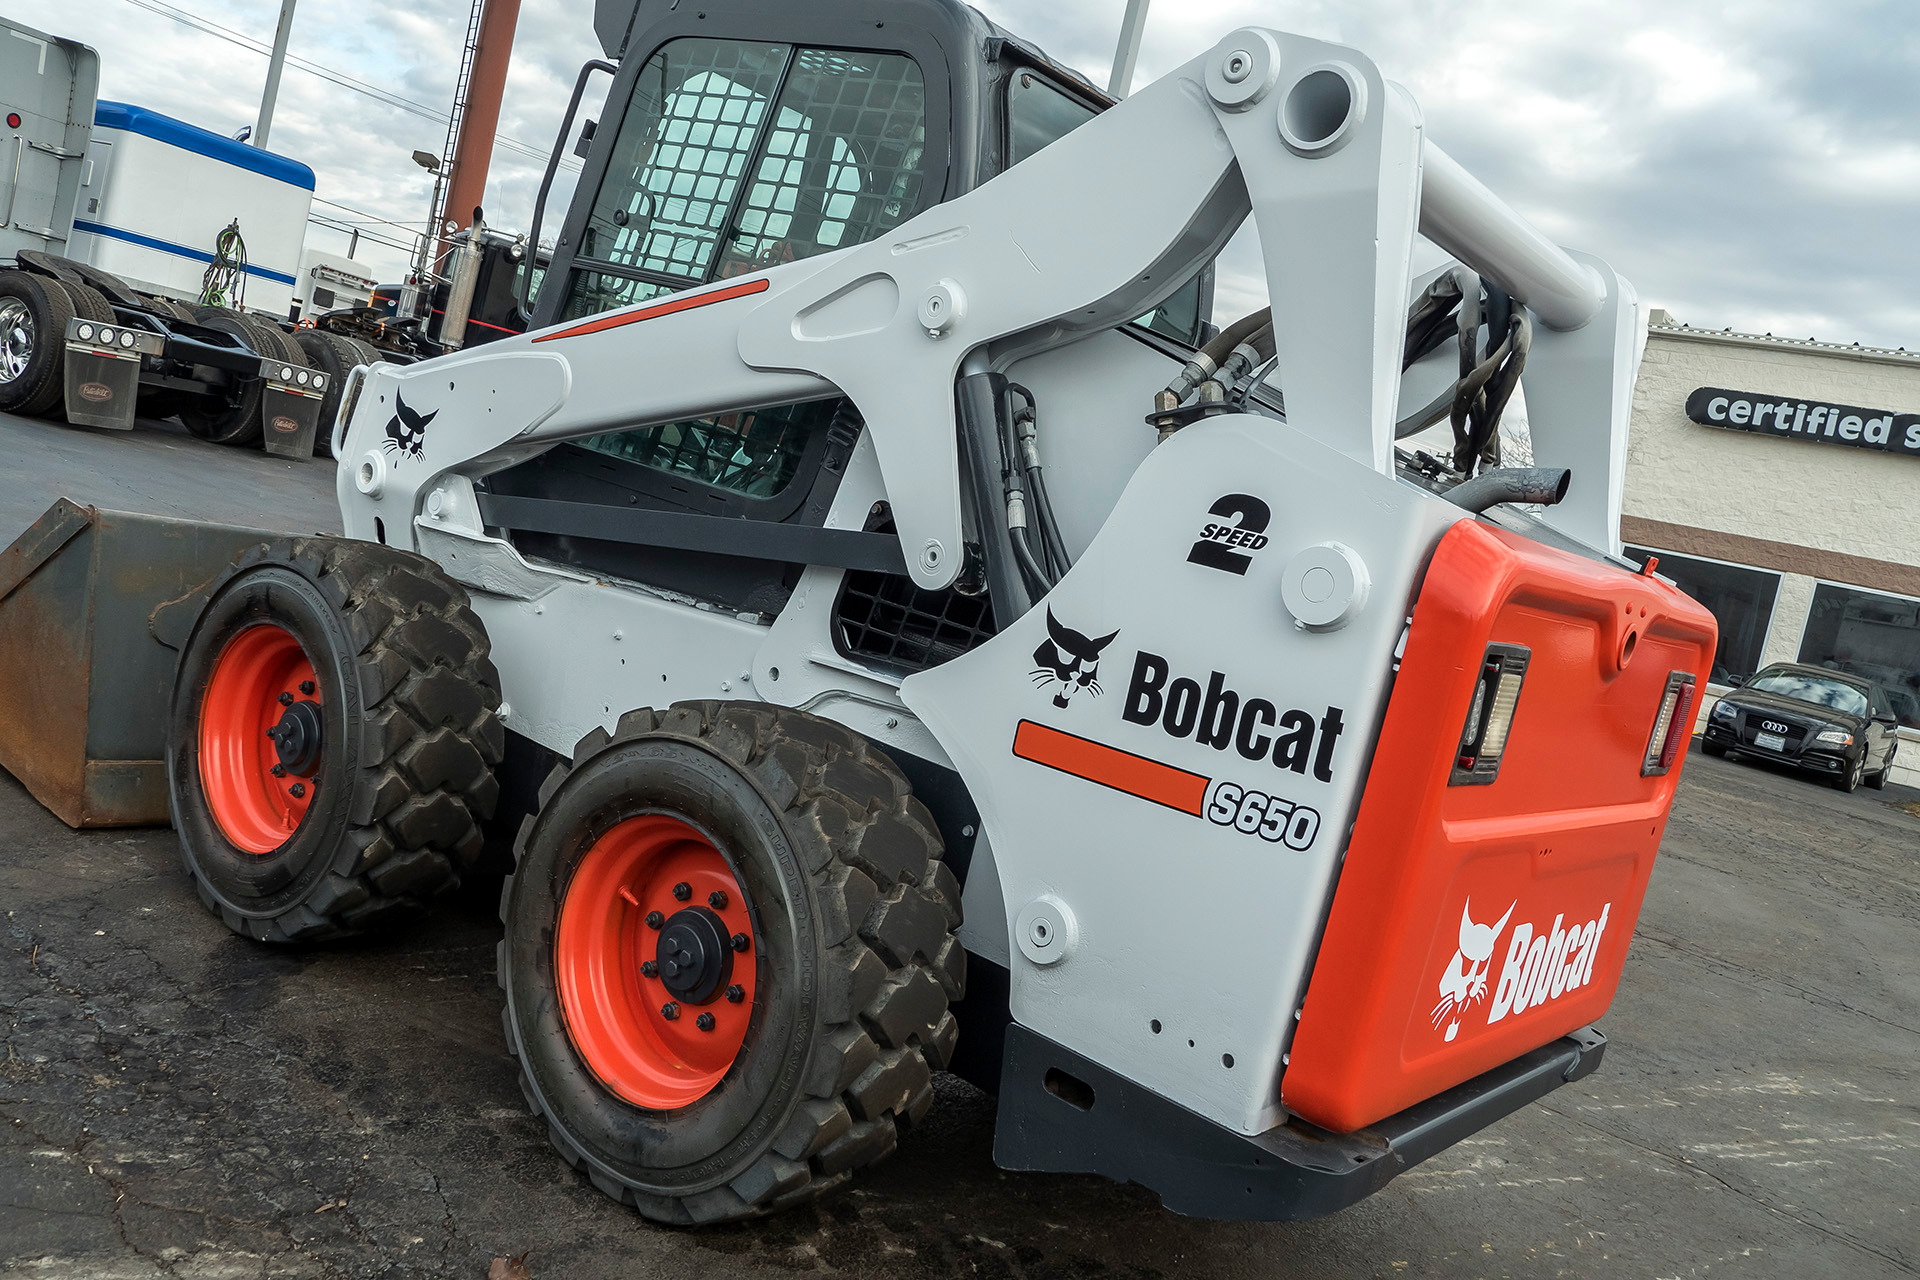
[
  {"x1": 0, "y1": 299, "x2": 32, "y2": 384},
  {"x1": 656, "y1": 906, "x2": 733, "y2": 1004},
  {"x1": 266, "y1": 700, "x2": 324, "y2": 775}
]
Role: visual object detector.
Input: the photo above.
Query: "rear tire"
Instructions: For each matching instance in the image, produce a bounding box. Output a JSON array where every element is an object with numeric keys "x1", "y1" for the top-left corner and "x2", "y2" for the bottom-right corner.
[
  {"x1": 293, "y1": 329, "x2": 363, "y2": 457},
  {"x1": 167, "y1": 536, "x2": 504, "y2": 942},
  {"x1": 178, "y1": 306, "x2": 269, "y2": 444},
  {"x1": 500, "y1": 701, "x2": 964, "y2": 1224},
  {"x1": 61, "y1": 280, "x2": 115, "y2": 324},
  {"x1": 0, "y1": 269, "x2": 75, "y2": 417},
  {"x1": 1867, "y1": 742, "x2": 1894, "y2": 789}
]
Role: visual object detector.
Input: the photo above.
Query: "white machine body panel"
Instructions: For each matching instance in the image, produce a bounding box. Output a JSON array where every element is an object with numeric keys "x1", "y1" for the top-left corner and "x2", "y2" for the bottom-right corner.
[{"x1": 902, "y1": 416, "x2": 1463, "y2": 1134}]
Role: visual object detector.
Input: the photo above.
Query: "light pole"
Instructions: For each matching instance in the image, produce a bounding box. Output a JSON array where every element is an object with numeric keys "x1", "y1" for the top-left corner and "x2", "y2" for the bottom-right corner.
[
  {"x1": 400, "y1": 150, "x2": 444, "y2": 320},
  {"x1": 254, "y1": 0, "x2": 298, "y2": 149}
]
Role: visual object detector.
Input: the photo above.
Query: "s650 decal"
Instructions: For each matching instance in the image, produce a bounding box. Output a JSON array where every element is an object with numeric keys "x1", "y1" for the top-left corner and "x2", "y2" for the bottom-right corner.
[{"x1": 1011, "y1": 720, "x2": 1321, "y2": 852}]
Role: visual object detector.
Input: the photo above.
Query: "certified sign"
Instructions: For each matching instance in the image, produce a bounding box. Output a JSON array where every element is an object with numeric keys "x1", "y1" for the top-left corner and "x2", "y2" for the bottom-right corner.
[{"x1": 1686, "y1": 387, "x2": 1920, "y2": 460}]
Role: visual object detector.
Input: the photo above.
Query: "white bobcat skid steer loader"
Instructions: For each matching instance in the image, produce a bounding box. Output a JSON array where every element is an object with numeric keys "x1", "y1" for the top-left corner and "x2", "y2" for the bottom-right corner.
[{"x1": 154, "y1": 0, "x2": 1716, "y2": 1224}]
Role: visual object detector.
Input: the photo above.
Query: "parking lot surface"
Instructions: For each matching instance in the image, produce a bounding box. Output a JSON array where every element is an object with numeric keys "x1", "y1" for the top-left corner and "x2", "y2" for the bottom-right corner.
[{"x1": 2, "y1": 414, "x2": 1917, "y2": 1278}]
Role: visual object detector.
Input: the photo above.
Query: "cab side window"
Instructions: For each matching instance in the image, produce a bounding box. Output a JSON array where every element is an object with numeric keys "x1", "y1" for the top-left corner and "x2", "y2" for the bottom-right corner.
[{"x1": 565, "y1": 38, "x2": 929, "y2": 502}]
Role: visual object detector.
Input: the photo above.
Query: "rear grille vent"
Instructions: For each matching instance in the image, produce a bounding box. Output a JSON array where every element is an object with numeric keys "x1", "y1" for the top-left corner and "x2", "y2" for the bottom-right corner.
[{"x1": 834, "y1": 569, "x2": 997, "y2": 673}]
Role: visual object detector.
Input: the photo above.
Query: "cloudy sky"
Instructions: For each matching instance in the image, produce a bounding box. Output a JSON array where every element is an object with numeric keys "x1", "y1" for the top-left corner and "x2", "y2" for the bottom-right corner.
[{"x1": 15, "y1": 0, "x2": 1918, "y2": 347}]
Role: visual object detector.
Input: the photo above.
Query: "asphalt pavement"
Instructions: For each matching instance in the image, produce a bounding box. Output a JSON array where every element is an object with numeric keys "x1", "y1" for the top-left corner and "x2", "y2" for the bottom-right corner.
[{"x1": 1, "y1": 412, "x2": 1917, "y2": 1278}]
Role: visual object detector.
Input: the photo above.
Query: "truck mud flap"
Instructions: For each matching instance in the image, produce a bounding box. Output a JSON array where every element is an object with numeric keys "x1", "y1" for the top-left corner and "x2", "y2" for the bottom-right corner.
[
  {"x1": 992, "y1": 1021, "x2": 1605, "y2": 1221},
  {"x1": 259, "y1": 362, "x2": 325, "y2": 458},
  {"x1": 0, "y1": 499, "x2": 276, "y2": 827},
  {"x1": 62, "y1": 316, "x2": 160, "y2": 430}
]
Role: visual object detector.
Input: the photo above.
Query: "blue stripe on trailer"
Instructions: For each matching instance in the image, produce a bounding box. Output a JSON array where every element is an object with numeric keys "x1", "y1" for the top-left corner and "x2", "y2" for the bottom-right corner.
[
  {"x1": 92, "y1": 102, "x2": 318, "y2": 191},
  {"x1": 71, "y1": 220, "x2": 299, "y2": 286}
]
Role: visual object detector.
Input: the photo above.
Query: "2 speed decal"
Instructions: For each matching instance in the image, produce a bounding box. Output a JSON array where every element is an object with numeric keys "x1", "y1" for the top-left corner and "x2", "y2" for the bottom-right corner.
[
  {"x1": 1011, "y1": 720, "x2": 1322, "y2": 851},
  {"x1": 1187, "y1": 493, "x2": 1271, "y2": 575}
]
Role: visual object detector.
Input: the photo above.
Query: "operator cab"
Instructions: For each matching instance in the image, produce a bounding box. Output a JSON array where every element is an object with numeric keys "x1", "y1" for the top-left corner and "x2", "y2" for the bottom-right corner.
[{"x1": 485, "y1": 0, "x2": 1214, "y2": 621}]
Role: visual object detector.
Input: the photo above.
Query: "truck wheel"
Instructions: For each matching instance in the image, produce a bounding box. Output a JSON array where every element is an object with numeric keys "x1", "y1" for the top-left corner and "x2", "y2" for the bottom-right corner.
[
  {"x1": 178, "y1": 306, "x2": 268, "y2": 445},
  {"x1": 293, "y1": 329, "x2": 363, "y2": 457},
  {"x1": 61, "y1": 279, "x2": 115, "y2": 324},
  {"x1": 0, "y1": 269, "x2": 74, "y2": 417},
  {"x1": 167, "y1": 536, "x2": 504, "y2": 942},
  {"x1": 500, "y1": 702, "x2": 964, "y2": 1224}
]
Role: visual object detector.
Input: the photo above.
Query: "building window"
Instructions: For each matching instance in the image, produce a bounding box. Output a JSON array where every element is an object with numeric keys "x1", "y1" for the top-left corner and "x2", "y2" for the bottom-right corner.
[
  {"x1": 1797, "y1": 583, "x2": 1920, "y2": 730},
  {"x1": 1624, "y1": 547, "x2": 1779, "y2": 684}
]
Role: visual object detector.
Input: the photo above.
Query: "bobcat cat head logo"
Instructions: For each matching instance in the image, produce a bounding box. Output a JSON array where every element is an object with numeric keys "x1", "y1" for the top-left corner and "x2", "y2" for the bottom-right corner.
[
  {"x1": 1031, "y1": 609, "x2": 1119, "y2": 709},
  {"x1": 1432, "y1": 898, "x2": 1515, "y2": 1042},
  {"x1": 383, "y1": 390, "x2": 436, "y2": 462}
]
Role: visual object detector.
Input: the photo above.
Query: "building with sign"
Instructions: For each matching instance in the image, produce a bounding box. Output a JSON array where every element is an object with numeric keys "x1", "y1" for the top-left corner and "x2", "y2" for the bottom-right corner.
[{"x1": 1622, "y1": 313, "x2": 1920, "y2": 784}]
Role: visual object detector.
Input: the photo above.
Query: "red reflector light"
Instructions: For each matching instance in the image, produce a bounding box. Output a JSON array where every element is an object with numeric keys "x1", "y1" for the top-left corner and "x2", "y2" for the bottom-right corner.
[
  {"x1": 5, "y1": 113, "x2": 20, "y2": 130},
  {"x1": 1642, "y1": 671, "x2": 1697, "y2": 776}
]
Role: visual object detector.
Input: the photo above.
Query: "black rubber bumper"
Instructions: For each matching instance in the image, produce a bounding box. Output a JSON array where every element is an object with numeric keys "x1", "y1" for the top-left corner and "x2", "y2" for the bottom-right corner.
[{"x1": 992, "y1": 1023, "x2": 1607, "y2": 1220}]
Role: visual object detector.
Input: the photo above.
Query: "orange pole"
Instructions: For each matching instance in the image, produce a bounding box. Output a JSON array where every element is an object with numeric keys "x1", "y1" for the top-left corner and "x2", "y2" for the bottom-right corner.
[{"x1": 438, "y1": 0, "x2": 523, "y2": 258}]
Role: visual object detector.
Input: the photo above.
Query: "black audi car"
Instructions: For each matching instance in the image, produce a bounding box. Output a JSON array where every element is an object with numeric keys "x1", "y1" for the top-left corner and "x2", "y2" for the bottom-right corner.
[{"x1": 1701, "y1": 663, "x2": 1901, "y2": 792}]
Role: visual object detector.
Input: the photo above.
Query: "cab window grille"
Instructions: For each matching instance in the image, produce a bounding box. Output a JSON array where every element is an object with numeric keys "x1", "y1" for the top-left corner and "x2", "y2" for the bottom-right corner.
[
  {"x1": 835, "y1": 569, "x2": 996, "y2": 672},
  {"x1": 576, "y1": 399, "x2": 835, "y2": 500}
]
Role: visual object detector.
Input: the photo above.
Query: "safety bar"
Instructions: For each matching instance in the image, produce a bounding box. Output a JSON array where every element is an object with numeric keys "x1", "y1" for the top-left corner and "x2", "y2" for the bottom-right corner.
[{"x1": 1419, "y1": 143, "x2": 1603, "y2": 332}]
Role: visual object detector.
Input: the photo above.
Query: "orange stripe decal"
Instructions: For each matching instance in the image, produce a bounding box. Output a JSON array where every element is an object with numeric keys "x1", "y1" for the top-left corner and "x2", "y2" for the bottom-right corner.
[
  {"x1": 532, "y1": 276, "x2": 771, "y2": 343},
  {"x1": 1012, "y1": 720, "x2": 1210, "y2": 816}
]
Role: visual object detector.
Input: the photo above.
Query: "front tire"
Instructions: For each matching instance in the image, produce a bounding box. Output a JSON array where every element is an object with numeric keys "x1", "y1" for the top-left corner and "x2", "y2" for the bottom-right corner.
[
  {"x1": 167, "y1": 537, "x2": 503, "y2": 941},
  {"x1": 1701, "y1": 740, "x2": 1726, "y2": 758},
  {"x1": 500, "y1": 701, "x2": 963, "y2": 1224},
  {"x1": 1832, "y1": 754, "x2": 1864, "y2": 793}
]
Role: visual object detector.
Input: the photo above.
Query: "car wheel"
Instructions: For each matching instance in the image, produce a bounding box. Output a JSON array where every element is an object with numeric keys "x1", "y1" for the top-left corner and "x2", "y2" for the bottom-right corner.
[
  {"x1": 1701, "y1": 740, "x2": 1726, "y2": 758},
  {"x1": 1866, "y1": 741, "x2": 1894, "y2": 790},
  {"x1": 1832, "y1": 755, "x2": 1863, "y2": 793}
]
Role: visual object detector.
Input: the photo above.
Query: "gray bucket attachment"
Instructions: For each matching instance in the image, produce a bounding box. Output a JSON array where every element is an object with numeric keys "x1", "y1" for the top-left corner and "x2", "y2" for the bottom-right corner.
[{"x1": 0, "y1": 499, "x2": 274, "y2": 827}]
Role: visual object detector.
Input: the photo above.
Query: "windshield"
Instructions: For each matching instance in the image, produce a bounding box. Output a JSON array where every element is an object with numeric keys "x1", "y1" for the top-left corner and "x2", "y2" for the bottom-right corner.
[{"x1": 1744, "y1": 670, "x2": 1870, "y2": 718}]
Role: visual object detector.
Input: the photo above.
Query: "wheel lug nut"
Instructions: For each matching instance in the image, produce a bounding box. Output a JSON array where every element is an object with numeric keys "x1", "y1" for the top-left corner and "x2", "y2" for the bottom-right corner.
[
  {"x1": 708, "y1": 890, "x2": 728, "y2": 910},
  {"x1": 660, "y1": 1002, "x2": 680, "y2": 1021},
  {"x1": 726, "y1": 984, "x2": 745, "y2": 1003},
  {"x1": 278, "y1": 691, "x2": 294, "y2": 705},
  {"x1": 289, "y1": 783, "x2": 306, "y2": 798},
  {"x1": 299, "y1": 680, "x2": 316, "y2": 695},
  {"x1": 672, "y1": 881, "x2": 692, "y2": 901},
  {"x1": 645, "y1": 910, "x2": 664, "y2": 929},
  {"x1": 640, "y1": 960, "x2": 658, "y2": 978},
  {"x1": 271, "y1": 764, "x2": 287, "y2": 777},
  {"x1": 731, "y1": 932, "x2": 750, "y2": 953},
  {"x1": 696, "y1": 1012, "x2": 715, "y2": 1032}
]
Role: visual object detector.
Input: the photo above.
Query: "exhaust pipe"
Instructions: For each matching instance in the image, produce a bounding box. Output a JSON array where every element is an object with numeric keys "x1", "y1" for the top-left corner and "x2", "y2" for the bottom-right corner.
[{"x1": 1445, "y1": 467, "x2": 1571, "y2": 514}]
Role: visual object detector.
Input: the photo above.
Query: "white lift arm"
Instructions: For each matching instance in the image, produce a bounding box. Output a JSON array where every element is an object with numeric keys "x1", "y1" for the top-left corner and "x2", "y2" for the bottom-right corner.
[{"x1": 339, "y1": 27, "x2": 1638, "y2": 574}]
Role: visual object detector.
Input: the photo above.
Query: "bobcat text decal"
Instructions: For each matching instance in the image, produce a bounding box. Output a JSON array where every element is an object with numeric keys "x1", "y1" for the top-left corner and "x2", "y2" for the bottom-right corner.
[{"x1": 1430, "y1": 898, "x2": 1614, "y2": 1039}]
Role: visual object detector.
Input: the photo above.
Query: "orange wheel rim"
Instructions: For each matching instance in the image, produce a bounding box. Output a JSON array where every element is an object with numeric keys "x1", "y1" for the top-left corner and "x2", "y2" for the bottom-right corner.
[
  {"x1": 198, "y1": 624, "x2": 322, "y2": 854},
  {"x1": 556, "y1": 815, "x2": 757, "y2": 1110}
]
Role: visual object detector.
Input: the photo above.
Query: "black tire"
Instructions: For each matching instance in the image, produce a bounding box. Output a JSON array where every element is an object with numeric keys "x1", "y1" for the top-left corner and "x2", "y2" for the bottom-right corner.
[
  {"x1": 0, "y1": 269, "x2": 74, "y2": 416},
  {"x1": 1701, "y1": 740, "x2": 1726, "y2": 758},
  {"x1": 1832, "y1": 754, "x2": 1864, "y2": 793},
  {"x1": 1867, "y1": 741, "x2": 1894, "y2": 790},
  {"x1": 500, "y1": 701, "x2": 964, "y2": 1224},
  {"x1": 293, "y1": 329, "x2": 362, "y2": 457},
  {"x1": 167, "y1": 536, "x2": 504, "y2": 942},
  {"x1": 143, "y1": 295, "x2": 195, "y2": 322},
  {"x1": 345, "y1": 336, "x2": 388, "y2": 368},
  {"x1": 178, "y1": 306, "x2": 269, "y2": 444},
  {"x1": 61, "y1": 279, "x2": 115, "y2": 324}
]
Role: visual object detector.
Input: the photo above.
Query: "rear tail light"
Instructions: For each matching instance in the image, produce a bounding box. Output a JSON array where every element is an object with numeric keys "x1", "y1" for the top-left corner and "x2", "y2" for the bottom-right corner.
[
  {"x1": 1642, "y1": 671, "x2": 1697, "y2": 776},
  {"x1": 1450, "y1": 643, "x2": 1530, "y2": 786}
]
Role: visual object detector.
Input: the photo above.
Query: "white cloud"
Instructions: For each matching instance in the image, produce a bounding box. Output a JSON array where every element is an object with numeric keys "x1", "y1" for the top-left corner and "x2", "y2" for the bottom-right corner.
[{"x1": 11, "y1": 0, "x2": 1917, "y2": 346}]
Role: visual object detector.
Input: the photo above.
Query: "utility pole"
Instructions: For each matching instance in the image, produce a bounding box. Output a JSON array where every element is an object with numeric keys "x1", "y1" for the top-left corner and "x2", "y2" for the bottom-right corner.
[
  {"x1": 1108, "y1": 0, "x2": 1150, "y2": 98},
  {"x1": 254, "y1": 0, "x2": 298, "y2": 149}
]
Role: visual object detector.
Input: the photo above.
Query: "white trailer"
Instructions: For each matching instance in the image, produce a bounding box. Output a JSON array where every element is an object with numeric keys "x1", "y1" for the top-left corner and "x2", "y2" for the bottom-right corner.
[{"x1": 68, "y1": 102, "x2": 317, "y2": 317}]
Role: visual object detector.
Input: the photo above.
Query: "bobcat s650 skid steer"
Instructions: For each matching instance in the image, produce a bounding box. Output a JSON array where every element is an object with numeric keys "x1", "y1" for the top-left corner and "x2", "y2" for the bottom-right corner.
[{"x1": 38, "y1": 0, "x2": 1717, "y2": 1225}]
